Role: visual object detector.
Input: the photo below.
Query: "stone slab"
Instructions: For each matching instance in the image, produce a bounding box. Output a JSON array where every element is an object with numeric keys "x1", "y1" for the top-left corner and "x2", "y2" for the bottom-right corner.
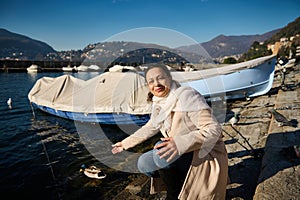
[{"x1": 253, "y1": 89, "x2": 300, "y2": 200}]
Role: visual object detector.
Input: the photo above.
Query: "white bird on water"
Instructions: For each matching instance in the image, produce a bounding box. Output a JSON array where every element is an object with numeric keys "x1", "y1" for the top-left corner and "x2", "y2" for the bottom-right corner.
[{"x1": 7, "y1": 98, "x2": 12, "y2": 109}]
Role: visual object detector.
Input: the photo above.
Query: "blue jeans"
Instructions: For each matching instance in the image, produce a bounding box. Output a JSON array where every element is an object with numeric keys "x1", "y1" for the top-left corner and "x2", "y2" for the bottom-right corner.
[{"x1": 137, "y1": 141, "x2": 193, "y2": 177}]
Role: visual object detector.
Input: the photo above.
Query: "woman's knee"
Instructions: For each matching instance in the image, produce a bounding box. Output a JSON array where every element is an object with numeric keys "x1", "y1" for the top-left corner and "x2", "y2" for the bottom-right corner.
[
  {"x1": 137, "y1": 141, "x2": 172, "y2": 173},
  {"x1": 152, "y1": 148, "x2": 171, "y2": 169},
  {"x1": 137, "y1": 153, "x2": 149, "y2": 172}
]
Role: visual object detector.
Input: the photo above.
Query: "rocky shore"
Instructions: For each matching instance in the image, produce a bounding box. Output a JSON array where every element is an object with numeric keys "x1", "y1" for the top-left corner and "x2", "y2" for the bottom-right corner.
[{"x1": 105, "y1": 63, "x2": 300, "y2": 200}]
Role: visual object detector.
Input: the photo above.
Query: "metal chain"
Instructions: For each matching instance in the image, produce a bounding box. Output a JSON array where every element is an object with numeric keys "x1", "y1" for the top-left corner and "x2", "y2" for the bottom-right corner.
[
  {"x1": 239, "y1": 113, "x2": 271, "y2": 119},
  {"x1": 235, "y1": 104, "x2": 300, "y2": 119},
  {"x1": 275, "y1": 104, "x2": 300, "y2": 110}
]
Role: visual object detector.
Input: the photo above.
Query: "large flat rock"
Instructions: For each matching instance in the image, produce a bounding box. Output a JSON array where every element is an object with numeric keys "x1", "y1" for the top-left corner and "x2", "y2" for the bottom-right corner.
[{"x1": 253, "y1": 89, "x2": 300, "y2": 200}]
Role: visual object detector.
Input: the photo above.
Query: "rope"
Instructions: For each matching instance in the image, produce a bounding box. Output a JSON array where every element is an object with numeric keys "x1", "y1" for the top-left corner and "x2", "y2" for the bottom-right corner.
[
  {"x1": 39, "y1": 134, "x2": 62, "y2": 199},
  {"x1": 222, "y1": 125, "x2": 262, "y2": 158},
  {"x1": 30, "y1": 102, "x2": 36, "y2": 119},
  {"x1": 222, "y1": 128, "x2": 250, "y2": 151},
  {"x1": 230, "y1": 125, "x2": 255, "y2": 152},
  {"x1": 36, "y1": 122, "x2": 62, "y2": 199},
  {"x1": 41, "y1": 138, "x2": 57, "y2": 181}
]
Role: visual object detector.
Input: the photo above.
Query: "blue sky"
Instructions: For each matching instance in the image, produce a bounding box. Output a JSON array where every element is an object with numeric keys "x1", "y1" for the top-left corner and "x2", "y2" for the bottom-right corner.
[{"x1": 0, "y1": 0, "x2": 299, "y2": 51}]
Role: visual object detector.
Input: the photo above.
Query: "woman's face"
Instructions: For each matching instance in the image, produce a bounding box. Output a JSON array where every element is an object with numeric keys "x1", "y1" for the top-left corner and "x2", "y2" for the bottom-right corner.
[{"x1": 146, "y1": 67, "x2": 172, "y2": 97}]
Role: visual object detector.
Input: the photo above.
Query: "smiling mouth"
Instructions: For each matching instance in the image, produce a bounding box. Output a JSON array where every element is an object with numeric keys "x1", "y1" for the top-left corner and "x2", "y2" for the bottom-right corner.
[{"x1": 155, "y1": 86, "x2": 165, "y2": 92}]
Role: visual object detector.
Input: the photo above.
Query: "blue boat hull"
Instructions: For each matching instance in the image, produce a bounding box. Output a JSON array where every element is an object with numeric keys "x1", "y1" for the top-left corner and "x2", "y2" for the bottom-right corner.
[{"x1": 32, "y1": 103, "x2": 150, "y2": 125}]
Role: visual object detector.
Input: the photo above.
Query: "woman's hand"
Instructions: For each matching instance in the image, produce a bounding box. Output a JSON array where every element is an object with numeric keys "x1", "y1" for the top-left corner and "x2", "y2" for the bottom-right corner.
[
  {"x1": 154, "y1": 137, "x2": 178, "y2": 162},
  {"x1": 111, "y1": 142, "x2": 124, "y2": 154}
]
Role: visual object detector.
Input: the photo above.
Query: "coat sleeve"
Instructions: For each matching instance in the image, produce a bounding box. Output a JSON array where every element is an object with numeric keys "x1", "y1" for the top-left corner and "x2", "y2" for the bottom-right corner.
[
  {"x1": 173, "y1": 109, "x2": 222, "y2": 156},
  {"x1": 121, "y1": 119, "x2": 160, "y2": 150}
]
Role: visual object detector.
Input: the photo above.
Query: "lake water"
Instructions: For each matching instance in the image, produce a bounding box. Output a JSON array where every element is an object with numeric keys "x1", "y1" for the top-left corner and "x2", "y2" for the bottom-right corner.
[{"x1": 0, "y1": 72, "x2": 150, "y2": 199}]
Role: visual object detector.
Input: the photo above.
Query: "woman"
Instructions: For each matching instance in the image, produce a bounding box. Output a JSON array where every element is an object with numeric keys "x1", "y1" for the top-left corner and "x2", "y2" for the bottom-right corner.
[{"x1": 112, "y1": 64, "x2": 228, "y2": 199}]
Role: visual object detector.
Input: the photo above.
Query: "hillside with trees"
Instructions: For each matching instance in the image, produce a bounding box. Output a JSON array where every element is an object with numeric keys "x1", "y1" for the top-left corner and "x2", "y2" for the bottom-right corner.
[
  {"x1": 239, "y1": 17, "x2": 300, "y2": 62},
  {"x1": 0, "y1": 28, "x2": 59, "y2": 60}
]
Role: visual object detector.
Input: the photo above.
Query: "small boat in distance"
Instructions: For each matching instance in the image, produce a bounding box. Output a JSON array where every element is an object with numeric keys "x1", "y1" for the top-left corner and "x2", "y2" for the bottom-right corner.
[
  {"x1": 27, "y1": 64, "x2": 41, "y2": 73},
  {"x1": 77, "y1": 64, "x2": 101, "y2": 72},
  {"x1": 62, "y1": 65, "x2": 78, "y2": 72},
  {"x1": 76, "y1": 64, "x2": 89, "y2": 72}
]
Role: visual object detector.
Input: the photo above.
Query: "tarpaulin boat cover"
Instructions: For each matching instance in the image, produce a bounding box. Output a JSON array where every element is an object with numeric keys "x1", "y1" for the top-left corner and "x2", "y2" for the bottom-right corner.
[{"x1": 28, "y1": 72, "x2": 152, "y2": 115}]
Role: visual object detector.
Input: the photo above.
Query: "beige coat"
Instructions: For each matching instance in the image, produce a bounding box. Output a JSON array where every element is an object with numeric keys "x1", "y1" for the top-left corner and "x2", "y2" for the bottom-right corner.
[{"x1": 122, "y1": 108, "x2": 228, "y2": 200}]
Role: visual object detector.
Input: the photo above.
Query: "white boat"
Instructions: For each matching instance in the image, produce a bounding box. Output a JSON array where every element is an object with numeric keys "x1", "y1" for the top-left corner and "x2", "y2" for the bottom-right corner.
[
  {"x1": 77, "y1": 64, "x2": 101, "y2": 72},
  {"x1": 28, "y1": 55, "x2": 276, "y2": 125},
  {"x1": 88, "y1": 64, "x2": 100, "y2": 71},
  {"x1": 28, "y1": 72, "x2": 151, "y2": 125},
  {"x1": 172, "y1": 55, "x2": 276, "y2": 101},
  {"x1": 76, "y1": 64, "x2": 89, "y2": 72},
  {"x1": 108, "y1": 65, "x2": 137, "y2": 72},
  {"x1": 27, "y1": 64, "x2": 41, "y2": 72},
  {"x1": 62, "y1": 65, "x2": 78, "y2": 72}
]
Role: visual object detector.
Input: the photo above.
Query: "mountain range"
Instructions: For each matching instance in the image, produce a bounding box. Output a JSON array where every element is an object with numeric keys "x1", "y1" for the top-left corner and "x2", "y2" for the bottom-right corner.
[
  {"x1": 201, "y1": 30, "x2": 279, "y2": 58},
  {"x1": 0, "y1": 28, "x2": 56, "y2": 60},
  {"x1": 74, "y1": 29, "x2": 280, "y2": 61},
  {"x1": 0, "y1": 17, "x2": 299, "y2": 61}
]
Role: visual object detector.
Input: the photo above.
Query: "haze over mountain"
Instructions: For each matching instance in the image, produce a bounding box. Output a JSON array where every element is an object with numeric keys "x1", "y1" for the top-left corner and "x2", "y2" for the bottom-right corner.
[
  {"x1": 0, "y1": 28, "x2": 278, "y2": 62},
  {"x1": 2, "y1": 17, "x2": 299, "y2": 62},
  {"x1": 201, "y1": 29, "x2": 279, "y2": 58},
  {"x1": 0, "y1": 28, "x2": 57, "y2": 60}
]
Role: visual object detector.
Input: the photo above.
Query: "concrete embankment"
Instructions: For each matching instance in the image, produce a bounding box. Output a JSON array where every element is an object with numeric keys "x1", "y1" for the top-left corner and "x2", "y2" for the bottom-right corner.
[{"x1": 253, "y1": 88, "x2": 300, "y2": 199}]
